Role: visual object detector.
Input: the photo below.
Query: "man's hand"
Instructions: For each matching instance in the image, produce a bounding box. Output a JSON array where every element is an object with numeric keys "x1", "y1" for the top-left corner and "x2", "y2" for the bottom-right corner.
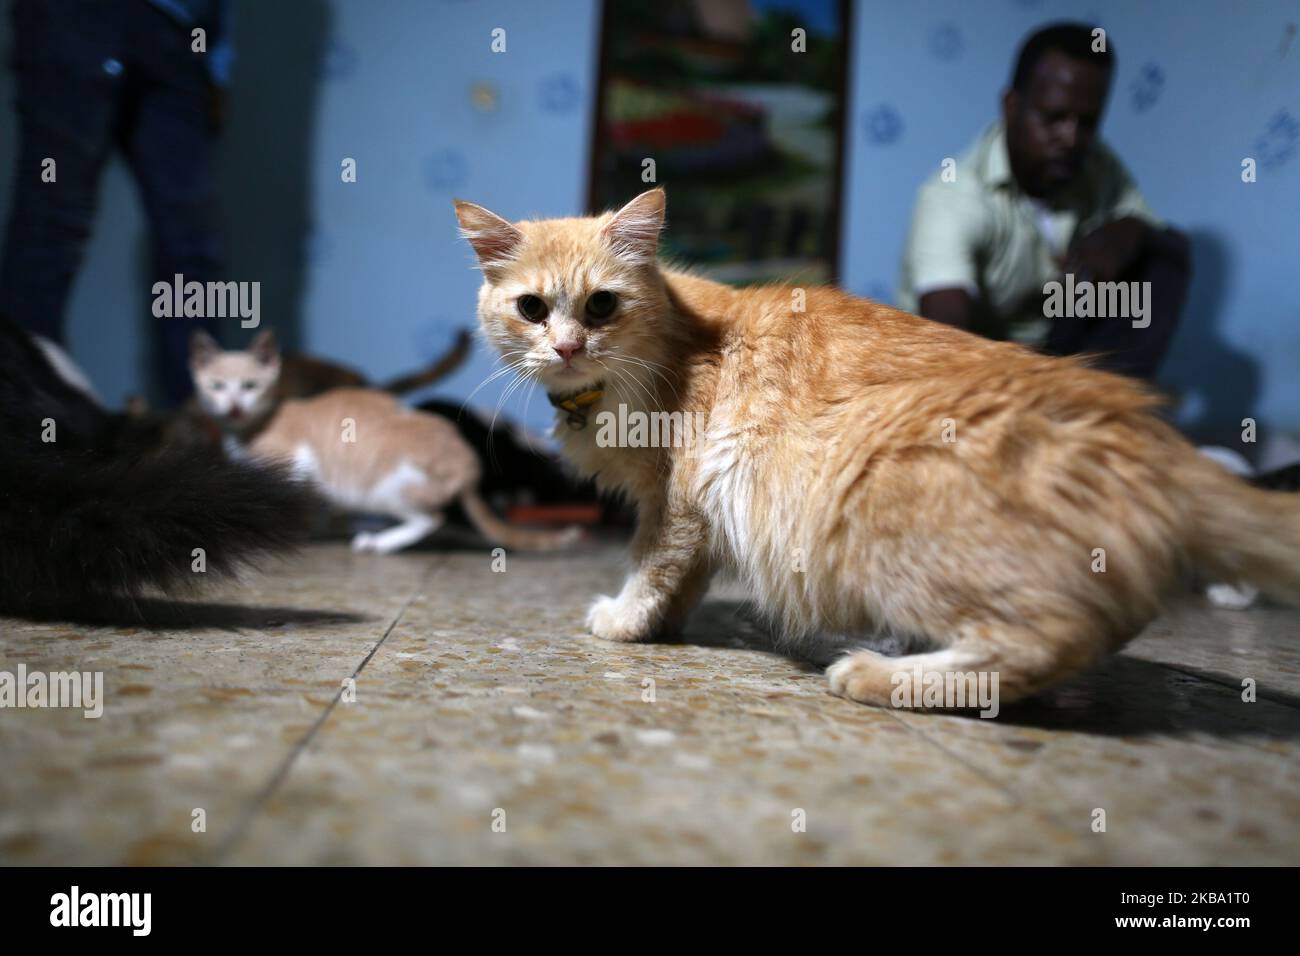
[
  {"x1": 1063, "y1": 216, "x2": 1149, "y2": 283},
  {"x1": 918, "y1": 287, "x2": 975, "y2": 329}
]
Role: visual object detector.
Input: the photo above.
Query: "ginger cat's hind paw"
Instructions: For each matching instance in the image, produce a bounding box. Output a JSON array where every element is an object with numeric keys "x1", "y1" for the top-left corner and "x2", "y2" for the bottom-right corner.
[
  {"x1": 827, "y1": 646, "x2": 995, "y2": 710},
  {"x1": 586, "y1": 594, "x2": 658, "y2": 643},
  {"x1": 826, "y1": 652, "x2": 897, "y2": 708}
]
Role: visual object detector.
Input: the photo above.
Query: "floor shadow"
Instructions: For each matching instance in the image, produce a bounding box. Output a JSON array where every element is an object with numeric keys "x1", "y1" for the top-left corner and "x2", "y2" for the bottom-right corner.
[
  {"x1": 993, "y1": 655, "x2": 1300, "y2": 740},
  {"x1": 8, "y1": 597, "x2": 368, "y2": 631},
  {"x1": 664, "y1": 598, "x2": 1300, "y2": 741}
]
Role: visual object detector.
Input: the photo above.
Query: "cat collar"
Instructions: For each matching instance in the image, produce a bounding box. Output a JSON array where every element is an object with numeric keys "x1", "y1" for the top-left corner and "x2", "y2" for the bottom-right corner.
[{"x1": 547, "y1": 384, "x2": 605, "y2": 430}]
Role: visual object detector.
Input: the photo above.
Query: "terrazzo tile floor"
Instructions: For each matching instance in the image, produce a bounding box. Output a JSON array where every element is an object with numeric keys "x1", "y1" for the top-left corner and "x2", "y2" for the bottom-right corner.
[{"x1": 2, "y1": 535, "x2": 1298, "y2": 865}]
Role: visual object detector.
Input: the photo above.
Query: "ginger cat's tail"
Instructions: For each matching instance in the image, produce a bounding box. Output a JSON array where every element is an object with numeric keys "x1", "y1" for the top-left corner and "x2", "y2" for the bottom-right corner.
[
  {"x1": 380, "y1": 329, "x2": 473, "y2": 395},
  {"x1": 1186, "y1": 452, "x2": 1300, "y2": 602},
  {"x1": 458, "y1": 487, "x2": 582, "y2": 551}
]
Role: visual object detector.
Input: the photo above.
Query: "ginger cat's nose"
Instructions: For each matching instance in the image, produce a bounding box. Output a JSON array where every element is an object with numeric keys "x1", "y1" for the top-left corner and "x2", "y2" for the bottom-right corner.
[{"x1": 554, "y1": 342, "x2": 584, "y2": 363}]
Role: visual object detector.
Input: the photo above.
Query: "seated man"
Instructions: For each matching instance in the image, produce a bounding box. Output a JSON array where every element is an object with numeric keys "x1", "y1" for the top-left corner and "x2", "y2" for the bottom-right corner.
[{"x1": 897, "y1": 22, "x2": 1190, "y2": 380}]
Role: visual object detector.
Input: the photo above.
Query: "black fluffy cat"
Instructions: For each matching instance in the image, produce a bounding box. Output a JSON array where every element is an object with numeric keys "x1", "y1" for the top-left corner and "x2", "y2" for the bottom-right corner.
[{"x1": 0, "y1": 315, "x2": 317, "y2": 617}]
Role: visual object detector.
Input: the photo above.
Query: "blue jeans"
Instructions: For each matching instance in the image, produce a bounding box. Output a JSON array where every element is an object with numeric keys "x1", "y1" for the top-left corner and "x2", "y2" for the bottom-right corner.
[{"x1": 0, "y1": 0, "x2": 221, "y2": 403}]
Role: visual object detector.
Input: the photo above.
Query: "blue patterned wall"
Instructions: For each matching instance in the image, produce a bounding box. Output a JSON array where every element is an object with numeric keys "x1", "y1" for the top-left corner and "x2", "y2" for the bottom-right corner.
[
  {"x1": 0, "y1": 0, "x2": 1295, "y2": 442},
  {"x1": 300, "y1": 0, "x2": 599, "y2": 436}
]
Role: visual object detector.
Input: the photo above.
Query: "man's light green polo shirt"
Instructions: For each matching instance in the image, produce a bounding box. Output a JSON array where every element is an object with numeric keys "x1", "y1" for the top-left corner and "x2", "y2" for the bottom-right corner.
[{"x1": 896, "y1": 121, "x2": 1164, "y2": 345}]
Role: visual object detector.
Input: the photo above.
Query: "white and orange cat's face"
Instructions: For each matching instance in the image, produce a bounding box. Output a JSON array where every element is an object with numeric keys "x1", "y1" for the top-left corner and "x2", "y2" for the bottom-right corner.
[
  {"x1": 190, "y1": 330, "x2": 281, "y2": 423},
  {"x1": 453, "y1": 188, "x2": 670, "y2": 394}
]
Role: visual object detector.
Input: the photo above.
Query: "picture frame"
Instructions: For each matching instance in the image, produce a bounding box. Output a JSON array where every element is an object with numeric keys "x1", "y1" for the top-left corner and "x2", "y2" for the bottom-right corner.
[{"x1": 587, "y1": 0, "x2": 852, "y2": 285}]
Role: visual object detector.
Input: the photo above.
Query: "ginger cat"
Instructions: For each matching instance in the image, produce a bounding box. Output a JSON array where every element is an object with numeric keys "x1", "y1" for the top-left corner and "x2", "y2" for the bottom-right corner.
[
  {"x1": 454, "y1": 187, "x2": 1300, "y2": 709},
  {"x1": 249, "y1": 388, "x2": 580, "y2": 555}
]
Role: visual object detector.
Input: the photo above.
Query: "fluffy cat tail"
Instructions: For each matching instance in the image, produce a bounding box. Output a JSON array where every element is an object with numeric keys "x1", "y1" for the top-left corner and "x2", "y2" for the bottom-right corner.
[
  {"x1": 381, "y1": 328, "x2": 472, "y2": 395},
  {"x1": 1186, "y1": 453, "x2": 1300, "y2": 602},
  {"x1": 458, "y1": 487, "x2": 582, "y2": 552},
  {"x1": 0, "y1": 448, "x2": 317, "y2": 615}
]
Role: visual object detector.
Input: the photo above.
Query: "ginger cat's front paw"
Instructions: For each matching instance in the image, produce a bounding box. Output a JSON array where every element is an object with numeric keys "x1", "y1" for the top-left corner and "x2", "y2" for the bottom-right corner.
[{"x1": 586, "y1": 594, "x2": 657, "y2": 643}]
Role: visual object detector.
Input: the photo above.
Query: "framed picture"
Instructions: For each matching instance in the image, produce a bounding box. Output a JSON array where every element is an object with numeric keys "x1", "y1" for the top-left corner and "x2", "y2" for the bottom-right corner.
[{"x1": 587, "y1": 0, "x2": 852, "y2": 285}]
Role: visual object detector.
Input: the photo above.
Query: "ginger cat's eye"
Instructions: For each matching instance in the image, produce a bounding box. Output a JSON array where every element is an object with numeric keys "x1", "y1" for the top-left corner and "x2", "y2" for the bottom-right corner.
[
  {"x1": 585, "y1": 291, "x2": 619, "y2": 322},
  {"x1": 517, "y1": 295, "x2": 549, "y2": 323},
  {"x1": 211, "y1": 381, "x2": 226, "y2": 391},
  {"x1": 242, "y1": 380, "x2": 257, "y2": 391}
]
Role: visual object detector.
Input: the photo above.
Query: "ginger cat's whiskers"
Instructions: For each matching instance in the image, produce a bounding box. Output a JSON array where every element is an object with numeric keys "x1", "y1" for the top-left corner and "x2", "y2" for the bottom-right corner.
[
  {"x1": 598, "y1": 357, "x2": 657, "y2": 412},
  {"x1": 488, "y1": 362, "x2": 538, "y2": 439},
  {"x1": 462, "y1": 350, "x2": 544, "y2": 471},
  {"x1": 605, "y1": 349, "x2": 681, "y2": 401},
  {"x1": 462, "y1": 349, "x2": 530, "y2": 406},
  {"x1": 465, "y1": 352, "x2": 533, "y2": 463}
]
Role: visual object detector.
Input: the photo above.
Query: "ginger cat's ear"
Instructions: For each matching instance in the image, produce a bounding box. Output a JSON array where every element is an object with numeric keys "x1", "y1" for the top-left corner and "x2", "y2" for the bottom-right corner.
[
  {"x1": 249, "y1": 329, "x2": 279, "y2": 365},
  {"x1": 191, "y1": 330, "x2": 221, "y2": 369},
  {"x1": 604, "y1": 188, "x2": 666, "y2": 264},
  {"x1": 453, "y1": 199, "x2": 524, "y2": 270}
]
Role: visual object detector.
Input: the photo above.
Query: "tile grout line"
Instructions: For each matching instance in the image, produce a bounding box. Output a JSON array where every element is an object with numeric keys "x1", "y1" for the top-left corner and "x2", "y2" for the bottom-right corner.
[
  {"x1": 1141, "y1": 657, "x2": 1300, "y2": 710},
  {"x1": 711, "y1": 595, "x2": 1102, "y2": 860},
  {"x1": 208, "y1": 555, "x2": 446, "y2": 864},
  {"x1": 875, "y1": 649, "x2": 1300, "y2": 862},
  {"x1": 883, "y1": 649, "x2": 1300, "y2": 865},
  {"x1": 876, "y1": 710, "x2": 1109, "y2": 863}
]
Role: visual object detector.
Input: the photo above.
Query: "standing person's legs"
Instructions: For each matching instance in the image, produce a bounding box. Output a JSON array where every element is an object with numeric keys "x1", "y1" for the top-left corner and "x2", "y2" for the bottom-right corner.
[
  {"x1": 120, "y1": 1, "x2": 222, "y2": 404},
  {"x1": 1042, "y1": 228, "x2": 1192, "y2": 380},
  {"x1": 0, "y1": 0, "x2": 127, "y2": 341}
]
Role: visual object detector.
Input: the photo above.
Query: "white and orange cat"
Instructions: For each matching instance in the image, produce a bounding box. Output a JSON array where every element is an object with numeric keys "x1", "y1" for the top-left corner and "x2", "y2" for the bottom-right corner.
[
  {"x1": 247, "y1": 388, "x2": 580, "y2": 554},
  {"x1": 190, "y1": 331, "x2": 577, "y2": 555},
  {"x1": 454, "y1": 187, "x2": 1300, "y2": 709},
  {"x1": 188, "y1": 327, "x2": 472, "y2": 442}
]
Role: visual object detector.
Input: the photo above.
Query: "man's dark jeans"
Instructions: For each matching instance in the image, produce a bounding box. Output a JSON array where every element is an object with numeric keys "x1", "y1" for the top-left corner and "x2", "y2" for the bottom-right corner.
[
  {"x1": 1042, "y1": 228, "x2": 1192, "y2": 381},
  {"x1": 0, "y1": 0, "x2": 221, "y2": 403}
]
